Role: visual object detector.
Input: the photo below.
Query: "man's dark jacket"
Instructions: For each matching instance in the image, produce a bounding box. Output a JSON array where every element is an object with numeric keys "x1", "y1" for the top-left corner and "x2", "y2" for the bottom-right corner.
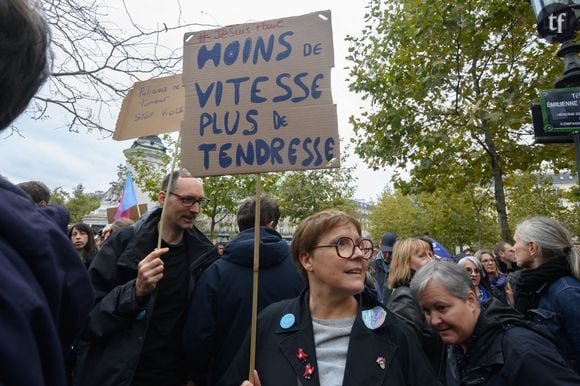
[
  {"x1": 0, "y1": 178, "x2": 94, "y2": 386},
  {"x1": 217, "y1": 290, "x2": 438, "y2": 386},
  {"x1": 73, "y1": 207, "x2": 217, "y2": 386},
  {"x1": 183, "y1": 226, "x2": 304, "y2": 385}
]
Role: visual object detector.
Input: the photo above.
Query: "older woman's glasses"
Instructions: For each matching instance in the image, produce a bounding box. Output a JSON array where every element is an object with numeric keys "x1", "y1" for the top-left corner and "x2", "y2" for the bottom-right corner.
[
  {"x1": 169, "y1": 192, "x2": 209, "y2": 207},
  {"x1": 312, "y1": 237, "x2": 374, "y2": 260},
  {"x1": 466, "y1": 267, "x2": 481, "y2": 275}
]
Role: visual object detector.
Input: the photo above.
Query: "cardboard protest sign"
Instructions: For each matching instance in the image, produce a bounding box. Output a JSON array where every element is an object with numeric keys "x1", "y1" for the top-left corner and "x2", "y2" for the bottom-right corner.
[
  {"x1": 114, "y1": 74, "x2": 184, "y2": 140},
  {"x1": 181, "y1": 10, "x2": 339, "y2": 177},
  {"x1": 106, "y1": 204, "x2": 148, "y2": 223}
]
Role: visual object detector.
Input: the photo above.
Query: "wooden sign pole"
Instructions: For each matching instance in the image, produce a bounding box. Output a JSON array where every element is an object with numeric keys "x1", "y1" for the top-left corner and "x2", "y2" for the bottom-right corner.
[{"x1": 248, "y1": 173, "x2": 262, "y2": 383}]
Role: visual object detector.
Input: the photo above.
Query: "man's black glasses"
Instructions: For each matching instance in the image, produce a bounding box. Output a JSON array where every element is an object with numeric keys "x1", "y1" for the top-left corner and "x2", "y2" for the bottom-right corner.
[
  {"x1": 169, "y1": 192, "x2": 209, "y2": 207},
  {"x1": 312, "y1": 237, "x2": 374, "y2": 260}
]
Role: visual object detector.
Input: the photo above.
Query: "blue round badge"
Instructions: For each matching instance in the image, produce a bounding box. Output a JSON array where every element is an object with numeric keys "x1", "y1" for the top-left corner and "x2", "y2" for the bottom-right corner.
[{"x1": 280, "y1": 313, "x2": 296, "y2": 329}]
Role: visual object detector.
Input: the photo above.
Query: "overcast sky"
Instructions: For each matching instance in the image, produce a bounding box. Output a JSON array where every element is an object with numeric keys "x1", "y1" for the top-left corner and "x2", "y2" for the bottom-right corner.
[{"x1": 0, "y1": 0, "x2": 392, "y2": 201}]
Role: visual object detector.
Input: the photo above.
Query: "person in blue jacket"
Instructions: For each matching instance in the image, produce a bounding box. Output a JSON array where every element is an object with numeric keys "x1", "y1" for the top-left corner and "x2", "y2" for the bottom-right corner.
[
  {"x1": 0, "y1": 1, "x2": 95, "y2": 385},
  {"x1": 184, "y1": 196, "x2": 304, "y2": 386},
  {"x1": 513, "y1": 216, "x2": 580, "y2": 373}
]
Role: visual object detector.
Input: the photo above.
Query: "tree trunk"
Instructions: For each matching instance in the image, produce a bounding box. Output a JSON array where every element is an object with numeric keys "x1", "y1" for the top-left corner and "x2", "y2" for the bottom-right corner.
[{"x1": 482, "y1": 124, "x2": 512, "y2": 242}]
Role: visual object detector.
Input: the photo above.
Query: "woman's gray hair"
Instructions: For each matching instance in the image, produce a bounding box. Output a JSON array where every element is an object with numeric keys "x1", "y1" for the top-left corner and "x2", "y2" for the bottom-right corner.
[
  {"x1": 457, "y1": 255, "x2": 488, "y2": 280},
  {"x1": 515, "y1": 216, "x2": 580, "y2": 279},
  {"x1": 410, "y1": 261, "x2": 476, "y2": 302}
]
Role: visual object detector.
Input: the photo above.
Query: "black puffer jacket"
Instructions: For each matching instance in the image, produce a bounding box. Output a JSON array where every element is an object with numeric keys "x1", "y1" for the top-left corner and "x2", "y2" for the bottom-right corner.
[
  {"x1": 73, "y1": 208, "x2": 217, "y2": 386},
  {"x1": 388, "y1": 286, "x2": 446, "y2": 382}
]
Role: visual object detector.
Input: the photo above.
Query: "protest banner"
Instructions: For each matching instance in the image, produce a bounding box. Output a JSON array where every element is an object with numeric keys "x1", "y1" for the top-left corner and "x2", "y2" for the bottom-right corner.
[
  {"x1": 114, "y1": 74, "x2": 184, "y2": 140},
  {"x1": 181, "y1": 10, "x2": 339, "y2": 177}
]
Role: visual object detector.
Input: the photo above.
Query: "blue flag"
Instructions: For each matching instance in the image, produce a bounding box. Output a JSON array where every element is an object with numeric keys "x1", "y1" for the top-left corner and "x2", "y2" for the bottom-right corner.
[{"x1": 114, "y1": 171, "x2": 138, "y2": 219}]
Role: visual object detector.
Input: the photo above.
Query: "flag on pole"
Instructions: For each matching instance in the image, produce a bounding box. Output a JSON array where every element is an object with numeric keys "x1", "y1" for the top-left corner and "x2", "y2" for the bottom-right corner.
[{"x1": 114, "y1": 171, "x2": 138, "y2": 220}]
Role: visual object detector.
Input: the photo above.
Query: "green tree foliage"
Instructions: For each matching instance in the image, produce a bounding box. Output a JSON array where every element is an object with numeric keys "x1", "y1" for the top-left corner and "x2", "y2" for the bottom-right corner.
[
  {"x1": 369, "y1": 187, "x2": 499, "y2": 255},
  {"x1": 505, "y1": 172, "x2": 580, "y2": 234},
  {"x1": 346, "y1": 0, "x2": 575, "y2": 242},
  {"x1": 416, "y1": 188, "x2": 499, "y2": 251},
  {"x1": 53, "y1": 184, "x2": 101, "y2": 224},
  {"x1": 367, "y1": 190, "x2": 422, "y2": 241},
  {"x1": 276, "y1": 165, "x2": 359, "y2": 224},
  {"x1": 201, "y1": 173, "x2": 281, "y2": 239},
  {"x1": 50, "y1": 186, "x2": 69, "y2": 207}
]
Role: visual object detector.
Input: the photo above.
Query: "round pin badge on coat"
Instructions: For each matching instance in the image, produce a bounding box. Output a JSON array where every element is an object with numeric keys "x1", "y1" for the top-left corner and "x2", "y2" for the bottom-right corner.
[{"x1": 280, "y1": 313, "x2": 296, "y2": 329}]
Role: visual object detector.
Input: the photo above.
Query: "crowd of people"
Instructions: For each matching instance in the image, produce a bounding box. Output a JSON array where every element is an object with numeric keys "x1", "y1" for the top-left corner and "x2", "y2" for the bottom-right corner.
[{"x1": 2, "y1": 1, "x2": 580, "y2": 385}]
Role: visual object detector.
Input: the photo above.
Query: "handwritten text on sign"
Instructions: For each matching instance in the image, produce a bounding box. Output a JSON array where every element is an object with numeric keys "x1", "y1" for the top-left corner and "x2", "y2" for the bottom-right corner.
[
  {"x1": 114, "y1": 74, "x2": 184, "y2": 141},
  {"x1": 181, "y1": 10, "x2": 339, "y2": 176}
]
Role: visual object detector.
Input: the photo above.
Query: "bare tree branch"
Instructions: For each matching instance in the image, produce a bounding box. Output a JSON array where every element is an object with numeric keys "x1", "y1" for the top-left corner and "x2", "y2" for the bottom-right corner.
[{"x1": 28, "y1": 0, "x2": 218, "y2": 135}]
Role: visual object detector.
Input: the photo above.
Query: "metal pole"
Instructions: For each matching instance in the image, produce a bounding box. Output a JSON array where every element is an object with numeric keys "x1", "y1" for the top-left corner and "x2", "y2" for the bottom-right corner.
[{"x1": 574, "y1": 132, "x2": 580, "y2": 187}]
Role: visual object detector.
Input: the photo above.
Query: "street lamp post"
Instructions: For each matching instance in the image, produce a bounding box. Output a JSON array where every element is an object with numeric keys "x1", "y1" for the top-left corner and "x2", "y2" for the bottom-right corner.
[{"x1": 528, "y1": 0, "x2": 580, "y2": 186}]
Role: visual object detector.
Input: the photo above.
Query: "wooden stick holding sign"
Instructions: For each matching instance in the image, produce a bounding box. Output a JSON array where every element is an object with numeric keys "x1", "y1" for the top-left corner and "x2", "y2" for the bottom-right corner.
[
  {"x1": 178, "y1": 11, "x2": 339, "y2": 382},
  {"x1": 248, "y1": 174, "x2": 262, "y2": 383},
  {"x1": 157, "y1": 133, "x2": 181, "y2": 249},
  {"x1": 107, "y1": 10, "x2": 342, "y2": 384}
]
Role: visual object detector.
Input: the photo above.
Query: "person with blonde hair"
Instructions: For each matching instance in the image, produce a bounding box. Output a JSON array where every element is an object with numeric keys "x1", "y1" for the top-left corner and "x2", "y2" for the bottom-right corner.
[
  {"x1": 514, "y1": 216, "x2": 580, "y2": 373},
  {"x1": 387, "y1": 238, "x2": 445, "y2": 381}
]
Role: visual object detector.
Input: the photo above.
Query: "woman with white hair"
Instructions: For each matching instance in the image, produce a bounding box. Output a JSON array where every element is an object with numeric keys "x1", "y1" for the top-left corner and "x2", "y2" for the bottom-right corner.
[
  {"x1": 457, "y1": 256, "x2": 506, "y2": 305},
  {"x1": 410, "y1": 261, "x2": 580, "y2": 385},
  {"x1": 513, "y1": 216, "x2": 580, "y2": 373}
]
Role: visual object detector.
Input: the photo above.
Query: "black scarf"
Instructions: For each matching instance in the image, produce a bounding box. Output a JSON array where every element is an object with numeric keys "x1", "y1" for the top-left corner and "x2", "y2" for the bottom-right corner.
[{"x1": 515, "y1": 256, "x2": 571, "y2": 315}]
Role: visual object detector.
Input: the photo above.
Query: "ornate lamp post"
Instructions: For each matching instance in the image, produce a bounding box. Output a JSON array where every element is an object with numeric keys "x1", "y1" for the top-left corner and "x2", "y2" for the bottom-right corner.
[{"x1": 528, "y1": 0, "x2": 580, "y2": 185}]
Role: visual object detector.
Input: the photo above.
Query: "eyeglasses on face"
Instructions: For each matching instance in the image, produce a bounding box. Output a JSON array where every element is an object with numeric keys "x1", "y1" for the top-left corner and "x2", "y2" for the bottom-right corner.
[
  {"x1": 466, "y1": 267, "x2": 481, "y2": 275},
  {"x1": 168, "y1": 191, "x2": 209, "y2": 207},
  {"x1": 481, "y1": 259, "x2": 495, "y2": 265},
  {"x1": 312, "y1": 237, "x2": 374, "y2": 260}
]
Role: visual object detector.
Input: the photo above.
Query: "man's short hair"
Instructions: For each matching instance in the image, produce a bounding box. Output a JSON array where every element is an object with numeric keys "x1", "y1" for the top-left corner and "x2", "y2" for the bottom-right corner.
[
  {"x1": 493, "y1": 241, "x2": 510, "y2": 257},
  {"x1": 17, "y1": 180, "x2": 50, "y2": 204},
  {"x1": 236, "y1": 196, "x2": 280, "y2": 231},
  {"x1": 161, "y1": 168, "x2": 193, "y2": 192},
  {"x1": 1, "y1": 0, "x2": 51, "y2": 130}
]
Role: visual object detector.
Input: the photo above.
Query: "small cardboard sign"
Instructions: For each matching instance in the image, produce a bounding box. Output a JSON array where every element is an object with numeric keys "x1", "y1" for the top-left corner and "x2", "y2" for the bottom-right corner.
[
  {"x1": 181, "y1": 10, "x2": 339, "y2": 176},
  {"x1": 114, "y1": 75, "x2": 184, "y2": 141},
  {"x1": 106, "y1": 204, "x2": 148, "y2": 223},
  {"x1": 539, "y1": 87, "x2": 580, "y2": 133}
]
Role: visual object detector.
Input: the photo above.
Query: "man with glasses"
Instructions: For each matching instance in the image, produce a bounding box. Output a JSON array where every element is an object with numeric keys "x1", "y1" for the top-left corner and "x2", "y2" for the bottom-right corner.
[
  {"x1": 74, "y1": 169, "x2": 218, "y2": 386},
  {"x1": 184, "y1": 196, "x2": 303, "y2": 386}
]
